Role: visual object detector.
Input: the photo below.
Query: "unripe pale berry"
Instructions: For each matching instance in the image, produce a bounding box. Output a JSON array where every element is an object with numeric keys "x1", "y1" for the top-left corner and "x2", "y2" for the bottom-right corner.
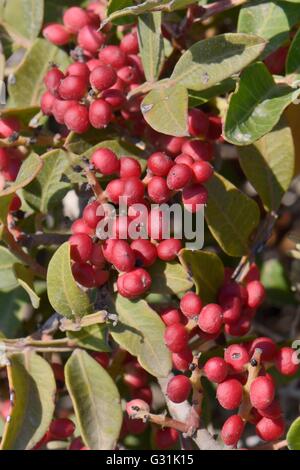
[
  {"x1": 204, "y1": 357, "x2": 228, "y2": 384},
  {"x1": 126, "y1": 399, "x2": 150, "y2": 417},
  {"x1": 157, "y1": 238, "x2": 182, "y2": 261},
  {"x1": 246, "y1": 280, "x2": 265, "y2": 308},
  {"x1": 43, "y1": 23, "x2": 71, "y2": 46},
  {"x1": 216, "y1": 378, "x2": 243, "y2": 409},
  {"x1": 90, "y1": 65, "x2": 117, "y2": 91},
  {"x1": 89, "y1": 99, "x2": 113, "y2": 128},
  {"x1": 182, "y1": 183, "x2": 208, "y2": 212},
  {"x1": 155, "y1": 428, "x2": 179, "y2": 450},
  {"x1": 180, "y1": 292, "x2": 202, "y2": 319},
  {"x1": 164, "y1": 323, "x2": 188, "y2": 353},
  {"x1": 255, "y1": 417, "x2": 285, "y2": 441},
  {"x1": 69, "y1": 233, "x2": 93, "y2": 263},
  {"x1": 188, "y1": 108, "x2": 209, "y2": 138},
  {"x1": 167, "y1": 163, "x2": 192, "y2": 190},
  {"x1": 117, "y1": 268, "x2": 152, "y2": 298},
  {"x1": 91, "y1": 148, "x2": 120, "y2": 175},
  {"x1": 83, "y1": 201, "x2": 103, "y2": 229},
  {"x1": 111, "y1": 240, "x2": 136, "y2": 272},
  {"x1": 0, "y1": 117, "x2": 20, "y2": 138},
  {"x1": 192, "y1": 161, "x2": 214, "y2": 183},
  {"x1": 221, "y1": 415, "x2": 245, "y2": 446},
  {"x1": 72, "y1": 262, "x2": 95, "y2": 288},
  {"x1": 182, "y1": 140, "x2": 213, "y2": 162},
  {"x1": 120, "y1": 157, "x2": 141, "y2": 178},
  {"x1": 198, "y1": 303, "x2": 223, "y2": 335},
  {"x1": 147, "y1": 176, "x2": 171, "y2": 203},
  {"x1": 250, "y1": 376, "x2": 275, "y2": 410},
  {"x1": 63, "y1": 7, "x2": 91, "y2": 33},
  {"x1": 147, "y1": 152, "x2": 174, "y2": 177},
  {"x1": 67, "y1": 62, "x2": 90, "y2": 81},
  {"x1": 224, "y1": 344, "x2": 249, "y2": 373},
  {"x1": 172, "y1": 348, "x2": 193, "y2": 371},
  {"x1": 64, "y1": 103, "x2": 90, "y2": 133},
  {"x1": 131, "y1": 239, "x2": 157, "y2": 267},
  {"x1": 49, "y1": 419, "x2": 75, "y2": 440},
  {"x1": 99, "y1": 45, "x2": 127, "y2": 70},
  {"x1": 44, "y1": 67, "x2": 64, "y2": 96},
  {"x1": 41, "y1": 91, "x2": 55, "y2": 115},
  {"x1": 167, "y1": 375, "x2": 191, "y2": 403},
  {"x1": 77, "y1": 25, "x2": 106, "y2": 53},
  {"x1": 248, "y1": 337, "x2": 277, "y2": 362},
  {"x1": 275, "y1": 347, "x2": 299, "y2": 376},
  {"x1": 120, "y1": 32, "x2": 139, "y2": 55}
]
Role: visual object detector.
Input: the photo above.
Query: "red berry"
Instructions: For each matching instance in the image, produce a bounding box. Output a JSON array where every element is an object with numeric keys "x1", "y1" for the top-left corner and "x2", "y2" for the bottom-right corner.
[
  {"x1": 64, "y1": 103, "x2": 90, "y2": 133},
  {"x1": 77, "y1": 25, "x2": 106, "y2": 53},
  {"x1": 158, "y1": 135, "x2": 187, "y2": 157},
  {"x1": 52, "y1": 98, "x2": 76, "y2": 124},
  {"x1": 71, "y1": 218, "x2": 94, "y2": 236},
  {"x1": 275, "y1": 347, "x2": 299, "y2": 376},
  {"x1": 131, "y1": 239, "x2": 157, "y2": 267},
  {"x1": 188, "y1": 108, "x2": 209, "y2": 138},
  {"x1": 93, "y1": 268, "x2": 109, "y2": 287},
  {"x1": 44, "y1": 67, "x2": 64, "y2": 96},
  {"x1": 192, "y1": 161, "x2": 214, "y2": 183},
  {"x1": 69, "y1": 437, "x2": 85, "y2": 450},
  {"x1": 120, "y1": 32, "x2": 139, "y2": 55},
  {"x1": 207, "y1": 115, "x2": 222, "y2": 141},
  {"x1": 221, "y1": 296, "x2": 241, "y2": 325},
  {"x1": 224, "y1": 344, "x2": 249, "y2": 373},
  {"x1": 175, "y1": 153, "x2": 194, "y2": 167},
  {"x1": 204, "y1": 357, "x2": 228, "y2": 384},
  {"x1": 164, "y1": 323, "x2": 188, "y2": 353},
  {"x1": 244, "y1": 263, "x2": 260, "y2": 283},
  {"x1": 72, "y1": 262, "x2": 95, "y2": 288},
  {"x1": 106, "y1": 178, "x2": 124, "y2": 204},
  {"x1": 90, "y1": 65, "x2": 117, "y2": 91},
  {"x1": 132, "y1": 387, "x2": 153, "y2": 405},
  {"x1": 9, "y1": 195, "x2": 22, "y2": 212},
  {"x1": 182, "y1": 140, "x2": 213, "y2": 161},
  {"x1": 157, "y1": 238, "x2": 182, "y2": 261},
  {"x1": 216, "y1": 378, "x2": 243, "y2": 410},
  {"x1": 67, "y1": 62, "x2": 90, "y2": 82},
  {"x1": 160, "y1": 307, "x2": 184, "y2": 326},
  {"x1": 111, "y1": 215, "x2": 131, "y2": 239},
  {"x1": 172, "y1": 348, "x2": 193, "y2": 371},
  {"x1": 250, "y1": 376, "x2": 275, "y2": 410},
  {"x1": 124, "y1": 363, "x2": 148, "y2": 389},
  {"x1": 41, "y1": 91, "x2": 55, "y2": 115},
  {"x1": 219, "y1": 281, "x2": 248, "y2": 306},
  {"x1": 264, "y1": 46, "x2": 289, "y2": 75},
  {"x1": 180, "y1": 292, "x2": 202, "y2": 319},
  {"x1": 221, "y1": 415, "x2": 244, "y2": 446},
  {"x1": 248, "y1": 337, "x2": 277, "y2": 362},
  {"x1": 121, "y1": 177, "x2": 145, "y2": 205},
  {"x1": 69, "y1": 233, "x2": 93, "y2": 263},
  {"x1": 90, "y1": 243, "x2": 105, "y2": 267},
  {"x1": 126, "y1": 399, "x2": 150, "y2": 417},
  {"x1": 147, "y1": 176, "x2": 171, "y2": 203},
  {"x1": 198, "y1": 303, "x2": 223, "y2": 335},
  {"x1": 167, "y1": 163, "x2": 192, "y2": 190},
  {"x1": 91, "y1": 148, "x2": 120, "y2": 175},
  {"x1": 49, "y1": 419, "x2": 75, "y2": 439},
  {"x1": 2, "y1": 158, "x2": 20, "y2": 181},
  {"x1": 99, "y1": 46, "x2": 127, "y2": 70},
  {"x1": 0, "y1": 117, "x2": 20, "y2": 138},
  {"x1": 256, "y1": 417, "x2": 285, "y2": 441},
  {"x1": 111, "y1": 240, "x2": 136, "y2": 272},
  {"x1": 167, "y1": 375, "x2": 191, "y2": 403},
  {"x1": 117, "y1": 65, "x2": 140, "y2": 85},
  {"x1": 83, "y1": 201, "x2": 103, "y2": 229},
  {"x1": 0, "y1": 148, "x2": 10, "y2": 170},
  {"x1": 117, "y1": 268, "x2": 151, "y2": 298},
  {"x1": 92, "y1": 352, "x2": 110, "y2": 368},
  {"x1": 147, "y1": 152, "x2": 174, "y2": 177},
  {"x1": 155, "y1": 428, "x2": 179, "y2": 450},
  {"x1": 182, "y1": 183, "x2": 208, "y2": 212},
  {"x1": 43, "y1": 23, "x2": 70, "y2": 46},
  {"x1": 59, "y1": 76, "x2": 87, "y2": 101},
  {"x1": 63, "y1": 7, "x2": 91, "y2": 33},
  {"x1": 87, "y1": 59, "x2": 103, "y2": 72},
  {"x1": 257, "y1": 400, "x2": 282, "y2": 419},
  {"x1": 246, "y1": 280, "x2": 265, "y2": 308},
  {"x1": 102, "y1": 89, "x2": 125, "y2": 109},
  {"x1": 120, "y1": 157, "x2": 141, "y2": 178},
  {"x1": 224, "y1": 314, "x2": 251, "y2": 337},
  {"x1": 147, "y1": 207, "x2": 169, "y2": 240},
  {"x1": 102, "y1": 239, "x2": 118, "y2": 263},
  {"x1": 89, "y1": 99, "x2": 113, "y2": 128}
]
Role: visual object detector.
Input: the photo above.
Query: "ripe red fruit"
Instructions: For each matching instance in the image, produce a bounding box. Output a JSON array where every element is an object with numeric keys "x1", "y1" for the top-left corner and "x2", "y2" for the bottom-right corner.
[
  {"x1": 147, "y1": 176, "x2": 171, "y2": 203},
  {"x1": 147, "y1": 207, "x2": 169, "y2": 240},
  {"x1": 256, "y1": 417, "x2": 285, "y2": 441},
  {"x1": 120, "y1": 157, "x2": 141, "y2": 178},
  {"x1": 224, "y1": 314, "x2": 251, "y2": 337},
  {"x1": 167, "y1": 163, "x2": 192, "y2": 190},
  {"x1": 131, "y1": 239, "x2": 157, "y2": 267},
  {"x1": 250, "y1": 376, "x2": 275, "y2": 410},
  {"x1": 49, "y1": 419, "x2": 75, "y2": 439},
  {"x1": 67, "y1": 62, "x2": 90, "y2": 81},
  {"x1": 44, "y1": 67, "x2": 64, "y2": 96},
  {"x1": 221, "y1": 296, "x2": 241, "y2": 324},
  {"x1": 99, "y1": 45, "x2": 127, "y2": 70},
  {"x1": 126, "y1": 399, "x2": 150, "y2": 417},
  {"x1": 92, "y1": 351, "x2": 110, "y2": 369},
  {"x1": 175, "y1": 153, "x2": 194, "y2": 167},
  {"x1": 257, "y1": 400, "x2": 282, "y2": 419},
  {"x1": 106, "y1": 178, "x2": 124, "y2": 204},
  {"x1": 90, "y1": 244, "x2": 105, "y2": 267},
  {"x1": 59, "y1": 75, "x2": 87, "y2": 100},
  {"x1": 102, "y1": 89, "x2": 125, "y2": 109},
  {"x1": 117, "y1": 65, "x2": 140, "y2": 85},
  {"x1": 248, "y1": 337, "x2": 277, "y2": 362},
  {"x1": 182, "y1": 183, "x2": 208, "y2": 212},
  {"x1": 180, "y1": 292, "x2": 202, "y2": 319},
  {"x1": 198, "y1": 303, "x2": 223, "y2": 335},
  {"x1": 93, "y1": 268, "x2": 109, "y2": 287},
  {"x1": 147, "y1": 152, "x2": 174, "y2": 177},
  {"x1": 164, "y1": 323, "x2": 188, "y2": 353},
  {"x1": 172, "y1": 348, "x2": 193, "y2": 371},
  {"x1": 167, "y1": 375, "x2": 191, "y2": 403},
  {"x1": 64, "y1": 103, "x2": 90, "y2": 133},
  {"x1": 121, "y1": 177, "x2": 145, "y2": 205},
  {"x1": 41, "y1": 91, "x2": 55, "y2": 115},
  {"x1": 69, "y1": 437, "x2": 85, "y2": 450},
  {"x1": 264, "y1": 46, "x2": 289, "y2": 75},
  {"x1": 192, "y1": 161, "x2": 214, "y2": 183},
  {"x1": 275, "y1": 347, "x2": 299, "y2": 376},
  {"x1": 157, "y1": 135, "x2": 187, "y2": 157},
  {"x1": 111, "y1": 240, "x2": 136, "y2": 272},
  {"x1": 117, "y1": 268, "x2": 152, "y2": 298},
  {"x1": 207, "y1": 115, "x2": 222, "y2": 141},
  {"x1": 77, "y1": 25, "x2": 106, "y2": 53},
  {"x1": 182, "y1": 140, "x2": 213, "y2": 162},
  {"x1": 72, "y1": 262, "x2": 95, "y2": 288},
  {"x1": 244, "y1": 263, "x2": 260, "y2": 283},
  {"x1": 0, "y1": 117, "x2": 20, "y2": 138},
  {"x1": 188, "y1": 108, "x2": 209, "y2": 138},
  {"x1": 69, "y1": 233, "x2": 93, "y2": 263},
  {"x1": 133, "y1": 387, "x2": 153, "y2": 405},
  {"x1": 52, "y1": 98, "x2": 76, "y2": 124},
  {"x1": 111, "y1": 215, "x2": 131, "y2": 239},
  {"x1": 157, "y1": 238, "x2": 182, "y2": 261},
  {"x1": 221, "y1": 415, "x2": 244, "y2": 446},
  {"x1": 124, "y1": 362, "x2": 148, "y2": 389},
  {"x1": 91, "y1": 148, "x2": 120, "y2": 175},
  {"x1": 83, "y1": 201, "x2": 103, "y2": 229},
  {"x1": 2, "y1": 158, "x2": 21, "y2": 181},
  {"x1": 89, "y1": 99, "x2": 113, "y2": 128},
  {"x1": 9, "y1": 195, "x2": 22, "y2": 212},
  {"x1": 90, "y1": 65, "x2": 117, "y2": 91},
  {"x1": 155, "y1": 428, "x2": 179, "y2": 450},
  {"x1": 0, "y1": 149, "x2": 10, "y2": 170},
  {"x1": 204, "y1": 357, "x2": 228, "y2": 383},
  {"x1": 246, "y1": 280, "x2": 265, "y2": 308},
  {"x1": 224, "y1": 344, "x2": 249, "y2": 373},
  {"x1": 120, "y1": 32, "x2": 139, "y2": 55},
  {"x1": 71, "y1": 218, "x2": 94, "y2": 236},
  {"x1": 63, "y1": 7, "x2": 91, "y2": 33},
  {"x1": 216, "y1": 378, "x2": 243, "y2": 410},
  {"x1": 102, "y1": 239, "x2": 118, "y2": 263},
  {"x1": 160, "y1": 307, "x2": 184, "y2": 326},
  {"x1": 43, "y1": 23, "x2": 71, "y2": 46}
]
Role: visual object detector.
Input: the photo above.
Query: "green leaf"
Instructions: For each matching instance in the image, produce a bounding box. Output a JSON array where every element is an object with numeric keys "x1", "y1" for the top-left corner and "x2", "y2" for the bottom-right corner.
[
  {"x1": 111, "y1": 295, "x2": 172, "y2": 377},
  {"x1": 0, "y1": 194, "x2": 13, "y2": 224},
  {"x1": 1, "y1": 352, "x2": 56, "y2": 450},
  {"x1": 103, "y1": 0, "x2": 169, "y2": 27},
  {"x1": 0, "y1": 287, "x2": 29, "y2": 338},
  {"x1": 224, "y1": 62, "x2": 300, "y2": 146},
  {"x1": 141, "y1": 82, "x2": 189, "y2": 136},
  {"x1": 260, "y1": 258, "x2": 295, "y2": 307},
  {"x1": 8, "y1": 38, "x2": 70, "y2": 108},
  {"x1": 204, "y1": 173, "x2": 260, "y2": 257},
  {"x1": 64, "y1": 128, "x2": 116, "y2": 155},
  {"x1": 188, "y1": 78, "x2": 235, "y2": 107},
  {"x1": 171, "y1": 33, "x2": 266, "y2": 91},
  {"x1": 0, "y1": 246, "x2": 19, "y2": 291},
  {"x1": 23, "y1": 149, "x2": 71, "y2": 213},
  {"x1": 47, "y1": 242, "x2": 92, "y2": 319},
  {"x1": 138, "y1": 12, "x2": 164, "y2": 82},
  {"x1": 0, "y1": 153, "x2": 43, "y2": 197},
  {"x1": 13, "y1": 263, "x2": 40, "y2": 309},
  {"x1": 65, "y1": 349, "x2": 122, "y2": 450},
  {"x1": 287, "y1": 417, "x2": 300, "y2": 450},
  {"x1": 67, "y1": 324, "x2": 110, "y2": 352},
  {"x1": 0, "y1": 0, "x2": 44, "y2": 45},
  {"x1": 180, "y1": 249, "x2": 224, "y2": 304},
  {"x1": 148, "y1": 259, "x2": 193, "y2": 296},
  {"x1": 106, "y1": 0, "x2": 135, "y2": 25},
  {"x1": 0, "y1": 106, "x2": 40, "y2": 127},
  {"x1": 239, "y1": 121, "x2": 294, "y2": 211},
  {"x1": 238, "y1": 0, "x2": 300, "y2": 57},
  {"x1": 286, "y1": 27, "x2": 300, "y2": 75}
]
